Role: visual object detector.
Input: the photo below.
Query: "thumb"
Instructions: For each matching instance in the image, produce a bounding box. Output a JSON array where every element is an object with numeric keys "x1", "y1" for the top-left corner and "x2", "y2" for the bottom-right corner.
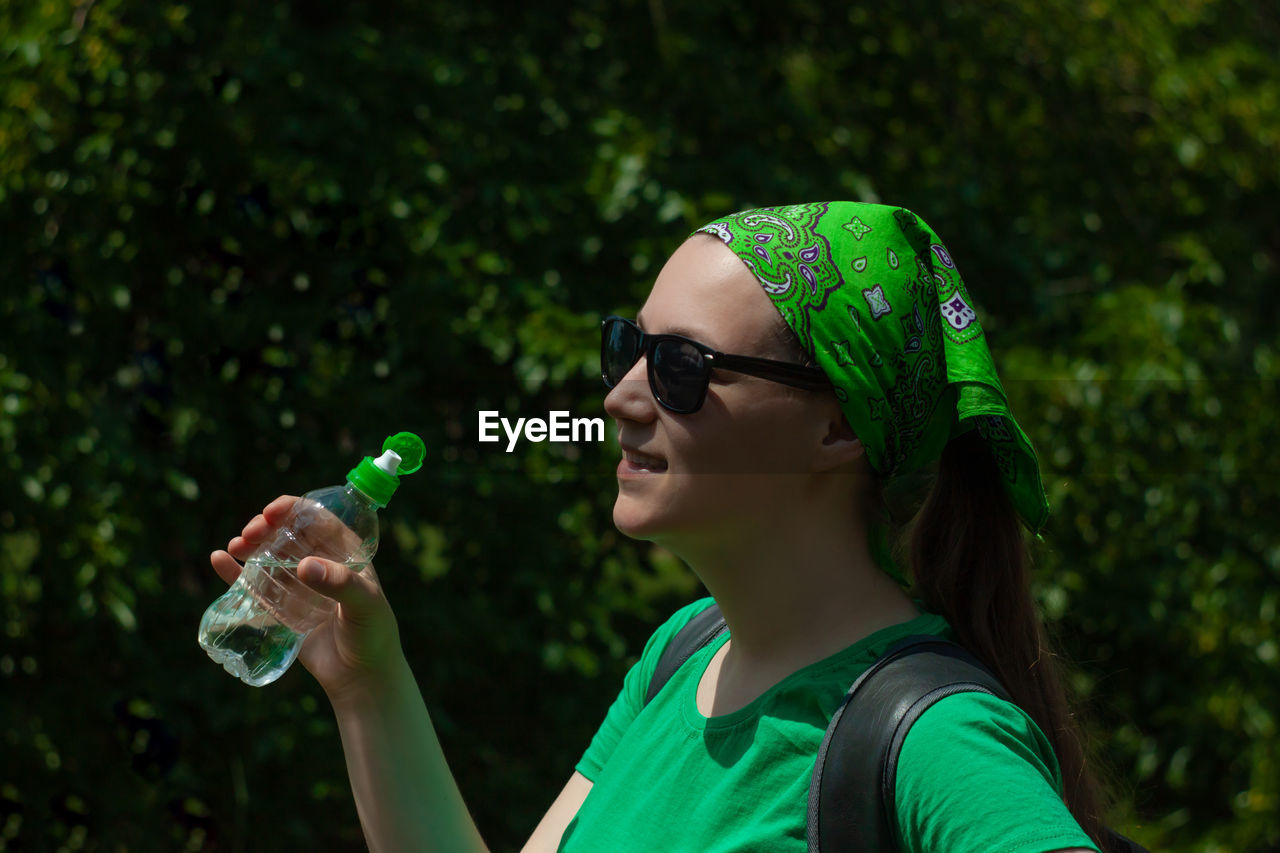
[{"x1": 297, "y1": 557, "x2": 375, "y2": 610}]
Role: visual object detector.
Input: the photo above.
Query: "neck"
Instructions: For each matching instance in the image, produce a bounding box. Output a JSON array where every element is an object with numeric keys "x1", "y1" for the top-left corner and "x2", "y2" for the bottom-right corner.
[{"x1": 662, "y1": 494, "x2": 919, "y2": 671}]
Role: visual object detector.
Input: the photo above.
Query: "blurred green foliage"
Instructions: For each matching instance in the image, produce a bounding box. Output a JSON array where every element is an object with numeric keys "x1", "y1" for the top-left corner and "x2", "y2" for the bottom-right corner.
[{"x1": 1, "y1": 0, "x2": 1276, "y2": 850}]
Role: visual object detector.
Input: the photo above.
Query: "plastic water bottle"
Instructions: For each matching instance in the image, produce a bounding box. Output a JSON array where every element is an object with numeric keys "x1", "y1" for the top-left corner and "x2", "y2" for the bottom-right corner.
[{"x1": 198, "y1": 432, "x2": 426, "y2": 686}]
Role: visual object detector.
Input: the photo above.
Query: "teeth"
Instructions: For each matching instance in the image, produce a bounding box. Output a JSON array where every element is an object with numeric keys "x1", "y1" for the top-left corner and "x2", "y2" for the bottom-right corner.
[{"x1": 627, "y1": 452, "x2": 666, "y2": 468}]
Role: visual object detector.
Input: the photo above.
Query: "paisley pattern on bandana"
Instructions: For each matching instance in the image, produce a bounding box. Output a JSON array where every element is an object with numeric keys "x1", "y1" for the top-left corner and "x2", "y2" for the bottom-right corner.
[
  {"x1": 699, "y1": 203, "x2": 842, "y2": 358},
  {"x1": 933, "y1": 266, "x2": 983, "y2": 345},
  {"x1": 694, "y1": 202, "x2": 1050, "y2": 565}
]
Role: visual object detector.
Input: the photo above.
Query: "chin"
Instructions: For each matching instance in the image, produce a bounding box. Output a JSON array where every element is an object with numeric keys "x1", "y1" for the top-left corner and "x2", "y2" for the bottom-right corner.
[
  {"x1": 612, "y1": 497, "x2": 661, "y2": 542},
  {"x1": 613, "y1": 495, "x2": 710, "y2": 554}
]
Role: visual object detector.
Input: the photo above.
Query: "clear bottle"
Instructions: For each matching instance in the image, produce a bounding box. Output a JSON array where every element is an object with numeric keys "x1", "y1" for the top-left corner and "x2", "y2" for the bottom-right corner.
[{"x1": 199, "y1": 432, "x2": 425, "y2": 686}]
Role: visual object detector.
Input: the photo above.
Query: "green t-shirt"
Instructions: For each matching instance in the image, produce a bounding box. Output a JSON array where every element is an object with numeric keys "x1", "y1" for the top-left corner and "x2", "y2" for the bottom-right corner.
[{"x1": 561, "y1": 597, "x2": 1099, "y2": 853}]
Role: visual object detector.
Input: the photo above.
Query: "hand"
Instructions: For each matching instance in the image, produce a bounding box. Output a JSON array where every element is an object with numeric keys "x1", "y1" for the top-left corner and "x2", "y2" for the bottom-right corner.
[{"x1": 209, "y1": 494, "x2": 406, "y2": 700}]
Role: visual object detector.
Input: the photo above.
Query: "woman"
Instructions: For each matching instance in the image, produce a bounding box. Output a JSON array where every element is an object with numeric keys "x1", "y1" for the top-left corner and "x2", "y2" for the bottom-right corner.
[{"x1": 210, "y1": 202, "x2": 1109, "y2": 852}]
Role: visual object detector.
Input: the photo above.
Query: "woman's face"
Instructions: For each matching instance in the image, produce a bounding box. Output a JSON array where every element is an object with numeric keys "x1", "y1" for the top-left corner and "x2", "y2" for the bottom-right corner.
[{"x1": 604, "y1": 235, "x2": 843, "y2": 554}]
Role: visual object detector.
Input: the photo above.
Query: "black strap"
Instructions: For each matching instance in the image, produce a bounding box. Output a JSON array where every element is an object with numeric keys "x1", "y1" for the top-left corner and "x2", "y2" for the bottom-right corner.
[
  {"x1": 644, "y1": 602, "x2": 728, "y2": 704},
  {"x1": 644, "y1": 607, "x2": 1149, "y2": 853},
  {"x1": 808, "y1": 635, "x2": 1010, "y2": 852},
  {"x1": 809, "y1": 634, "x2": 1152, "y2": 853}
]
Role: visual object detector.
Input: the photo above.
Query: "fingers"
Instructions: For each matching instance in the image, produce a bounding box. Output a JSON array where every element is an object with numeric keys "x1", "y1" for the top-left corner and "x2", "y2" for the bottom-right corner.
[
  {"x1": 291, "y1": 503, "x2": 363, "y2": 554},
  {"x1": 262, "y1": 494, "x2": 299, "y2": 525},
  {"x1": 229, "y1": 496, "x2": 300, "y2": 560},
  {"x1": 239, "y1": 513, "x2": 270, "y2": 543},
  {"x1": 243, "y1": 496, "x2": 296, "y2": 542},
  {"x1": 209, "y1": 550, "x2": 243, "y2": 586},
  {"x1": 251, "y1": 495, "x2": 357, "y2": 554},
  {"x1": 296, "y1": 557, "x2": 380, "y2": 616},
  {"x1": 226, "y1": 535, "x2": 255, "y2": 562},
  {"x1": 227, "y1": 523, "x2": 266, "y2": 561}
]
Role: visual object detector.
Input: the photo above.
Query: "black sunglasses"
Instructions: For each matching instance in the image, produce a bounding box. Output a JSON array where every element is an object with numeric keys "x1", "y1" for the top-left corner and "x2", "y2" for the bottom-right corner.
[{"x1": 601, "y1": 315, "x2": 830, "y2": 414}]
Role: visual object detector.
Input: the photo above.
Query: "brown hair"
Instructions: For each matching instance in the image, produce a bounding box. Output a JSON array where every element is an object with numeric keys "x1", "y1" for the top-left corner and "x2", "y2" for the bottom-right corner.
[{"x1": 891, "y1": 430, "x2": 1113, "y2": 848}]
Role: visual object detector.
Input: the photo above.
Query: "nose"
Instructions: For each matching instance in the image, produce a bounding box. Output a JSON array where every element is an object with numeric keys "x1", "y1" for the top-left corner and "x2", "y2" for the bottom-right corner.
[{"x1": 604, "y1": 355, "x2": 657, "y2": 424}]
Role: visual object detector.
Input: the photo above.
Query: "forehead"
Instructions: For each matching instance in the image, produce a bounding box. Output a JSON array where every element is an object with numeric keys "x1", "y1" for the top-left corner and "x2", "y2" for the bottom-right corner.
[{"x1": 638, "y1": 236, "x2": 779, "y2": 352}]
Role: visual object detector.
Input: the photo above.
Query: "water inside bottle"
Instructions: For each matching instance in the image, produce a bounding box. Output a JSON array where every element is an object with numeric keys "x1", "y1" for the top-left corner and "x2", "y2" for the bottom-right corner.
[{"x1": 198, "y1": 558, "x2": 334, "y2": 686}]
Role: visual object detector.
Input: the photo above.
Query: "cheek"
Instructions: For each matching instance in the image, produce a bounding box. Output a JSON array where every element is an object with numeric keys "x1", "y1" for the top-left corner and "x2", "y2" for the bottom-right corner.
[{"x1": 681, "y1": 397, "x2": 812, "y2": 477}]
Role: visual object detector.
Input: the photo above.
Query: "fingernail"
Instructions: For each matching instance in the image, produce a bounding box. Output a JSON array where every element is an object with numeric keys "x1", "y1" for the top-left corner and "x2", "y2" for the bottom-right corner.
[{"x1": 298, "y1": 560, "x2": 322, "y2": 583}]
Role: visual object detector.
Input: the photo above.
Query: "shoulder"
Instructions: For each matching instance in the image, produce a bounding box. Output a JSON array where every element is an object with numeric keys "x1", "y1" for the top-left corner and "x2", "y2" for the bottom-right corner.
[
  {"x1": 623, "y1": 596, "x2": 720, "y2": 700},
  {"x1": 639, "y1": 596, "x2": 718, "y2": 657},
  {"x1": 905, "y1": 690, "x2": 1060, "y2": 780},
  {"x1": 573, "y1": 597, "x2": 719, "y2": 782},
  {"x1": 893, "y1": 692, "x2": 1100, "y2": 853},
  {"x1": 660, "y1": 595, "x2": 719, "y2": 635}
]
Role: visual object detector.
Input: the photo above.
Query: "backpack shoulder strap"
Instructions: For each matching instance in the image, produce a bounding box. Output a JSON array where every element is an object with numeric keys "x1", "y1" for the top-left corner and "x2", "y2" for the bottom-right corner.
[
  {"x1": 644, "y1": 602, "x2": 728, "y2": 705},
  {"x1": 645, "y1": 616, "x2": 1149, "y2": 853},
  {"x1": 807, "y1": 634, "x2": 1010, "y2": 853},
  {"x1": 808, "y1": 635, "x2": 1152, "y2": 853}
]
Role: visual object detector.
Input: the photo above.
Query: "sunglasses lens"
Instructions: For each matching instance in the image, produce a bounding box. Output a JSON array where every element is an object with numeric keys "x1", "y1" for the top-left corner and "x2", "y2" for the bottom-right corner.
[
  {"x1": 603, "y1": 319, "x2": 640, "y2": 387},
  {"x1": 652, "y1": 339, "x2": 707, "y2": 412}
]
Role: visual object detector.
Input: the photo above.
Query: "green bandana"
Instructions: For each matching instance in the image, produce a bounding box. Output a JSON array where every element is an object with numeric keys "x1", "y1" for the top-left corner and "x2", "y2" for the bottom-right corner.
[{"x1": 695, "y1": 202, "x2": 1049, "y2": 582}]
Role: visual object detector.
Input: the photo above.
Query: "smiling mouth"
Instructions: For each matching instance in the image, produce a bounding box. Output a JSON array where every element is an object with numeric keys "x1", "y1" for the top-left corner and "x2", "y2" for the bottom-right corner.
[{"x1": 623, "y1": 450, "x2": 668, "y2": 472}]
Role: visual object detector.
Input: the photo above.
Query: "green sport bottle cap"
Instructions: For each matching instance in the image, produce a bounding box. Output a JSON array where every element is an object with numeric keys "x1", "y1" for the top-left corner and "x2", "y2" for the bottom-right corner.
[{"x1": 347, "y1": 432, "x2": 426, "y2": 508}]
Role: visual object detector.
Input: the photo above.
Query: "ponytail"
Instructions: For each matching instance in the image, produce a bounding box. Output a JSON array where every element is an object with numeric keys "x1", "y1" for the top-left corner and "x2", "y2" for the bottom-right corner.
[{"x1": 899, "y1": 430, "x2": 1111, "y2": 848}]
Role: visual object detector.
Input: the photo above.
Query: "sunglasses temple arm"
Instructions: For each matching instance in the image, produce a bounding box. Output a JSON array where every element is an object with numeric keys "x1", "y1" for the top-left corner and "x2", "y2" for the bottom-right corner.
[{"x1": 711, "y1": 353, "x2": 831, "y2": 390}]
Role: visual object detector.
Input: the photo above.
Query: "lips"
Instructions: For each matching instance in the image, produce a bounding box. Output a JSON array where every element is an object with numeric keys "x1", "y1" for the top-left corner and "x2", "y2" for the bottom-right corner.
[{"x1": 620, "y1": 444, "x2": 668, "y2": 473}]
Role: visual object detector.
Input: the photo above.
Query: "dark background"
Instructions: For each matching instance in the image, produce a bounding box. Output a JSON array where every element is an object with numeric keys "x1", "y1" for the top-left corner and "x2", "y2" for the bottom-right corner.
[{"x1": 2, "y1": 0, "x2": 1277, "y2": 850}]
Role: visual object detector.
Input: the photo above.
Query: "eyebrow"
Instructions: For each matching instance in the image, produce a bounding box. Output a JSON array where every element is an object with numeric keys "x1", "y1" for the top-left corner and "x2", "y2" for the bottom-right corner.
[{"x1": 634, "y1": 312, "x2": 716, "y2": 346}]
